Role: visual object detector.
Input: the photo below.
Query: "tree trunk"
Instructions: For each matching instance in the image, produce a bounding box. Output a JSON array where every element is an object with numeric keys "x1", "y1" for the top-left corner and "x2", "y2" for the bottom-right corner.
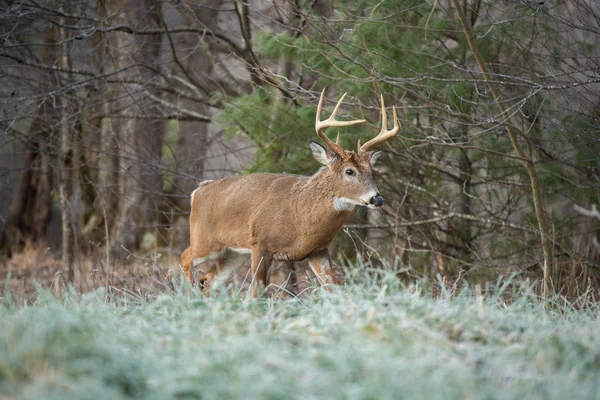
[
  {"x1": 0, "y1": 115, "x2": 52, "y2": 254},
  {"x1": 89, "y1": 0, "x2": 121, "y2": 242},
  {"x1": 57, "y1": 3, "x2": 79, "y2": 283},
  {"x1": 457, "y1": 146, "x2": 472, "y2": 259},
  {"x1": 451, "y1": 0, "x2": 554, "y2": 297},
  {"x1": 0, "y1": 23, "x2": 57, "y2": 255},
  {"x1": 111, "y1": 0, "x2": 165, "y2": 258},
  {"x1": 172, "y1": 1, "x2": 219, "y2": 249}
]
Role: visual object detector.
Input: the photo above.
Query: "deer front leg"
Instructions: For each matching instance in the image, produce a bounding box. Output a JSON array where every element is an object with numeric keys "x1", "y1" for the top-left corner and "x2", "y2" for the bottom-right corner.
[
  {"x1": 181, "y1": 247, "x2": 194, "y2": 284},
  {"x1": 250, "y1": 247, "x2": 272, "y2": 298},
  {"x1": 307, "y1": 248, "x2": 339, "y2": 291}
]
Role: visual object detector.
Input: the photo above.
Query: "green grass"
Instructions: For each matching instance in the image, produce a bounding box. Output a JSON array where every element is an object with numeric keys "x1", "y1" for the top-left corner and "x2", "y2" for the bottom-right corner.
[{"x1": 1, "y1": 271, "x2": 600, "y2": 400}]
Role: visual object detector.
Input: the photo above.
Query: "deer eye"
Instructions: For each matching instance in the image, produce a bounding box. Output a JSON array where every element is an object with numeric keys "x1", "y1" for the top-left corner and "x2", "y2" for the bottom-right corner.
[{"x1": 345, "y1": 169, "x2": 354, "y2": 176}]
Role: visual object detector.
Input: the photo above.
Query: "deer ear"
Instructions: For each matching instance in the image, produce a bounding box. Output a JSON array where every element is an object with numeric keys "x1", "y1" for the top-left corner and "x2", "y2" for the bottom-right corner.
[
  {"x1": 310, "y1": 141, "x2": 333, "y2": 165},
  {"x1": 370, "y1": 150, "x2": 383, "y2": 165}
]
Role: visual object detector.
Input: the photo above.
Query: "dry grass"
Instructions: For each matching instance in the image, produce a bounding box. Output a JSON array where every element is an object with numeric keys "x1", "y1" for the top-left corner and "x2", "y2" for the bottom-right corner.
[
  {"x1": 0, "y1": 242, "x2": 174, "y2": 302},
  {"x1": 0, "y1": 243, "x2": 337, "y2": 303}
]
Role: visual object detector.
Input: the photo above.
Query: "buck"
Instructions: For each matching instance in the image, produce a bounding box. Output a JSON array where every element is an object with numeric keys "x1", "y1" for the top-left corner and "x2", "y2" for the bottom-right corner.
[{"x1": 181, "y1": 89, "x2": 400, "y2": 296}]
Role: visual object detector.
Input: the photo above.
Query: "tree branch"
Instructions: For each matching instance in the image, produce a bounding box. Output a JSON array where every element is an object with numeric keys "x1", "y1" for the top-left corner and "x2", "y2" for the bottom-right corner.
[{"x1": 451, "y1": 0, "x2": 554, "y2": 297}]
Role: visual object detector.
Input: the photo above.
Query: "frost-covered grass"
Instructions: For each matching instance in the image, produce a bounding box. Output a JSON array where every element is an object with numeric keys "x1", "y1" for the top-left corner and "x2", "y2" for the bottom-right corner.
[{"x1": 1, "y1": 272, "x2": 600, "y2": 400}]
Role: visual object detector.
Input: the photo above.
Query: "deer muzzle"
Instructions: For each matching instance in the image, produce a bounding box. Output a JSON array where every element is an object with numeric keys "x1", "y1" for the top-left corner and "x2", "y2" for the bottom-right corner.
[{"x1": 369, "y1": 194, "x2": 384, "y2": 208}]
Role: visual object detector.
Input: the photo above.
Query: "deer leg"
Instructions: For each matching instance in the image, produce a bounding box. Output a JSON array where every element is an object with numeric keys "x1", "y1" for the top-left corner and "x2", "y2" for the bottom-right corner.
[
  {"x1": 198, "y1": 261, "x2": 219, "y2": 292},
  {"x1": 182, "y1": 245, "x2": 224, "y2": 288},
  {"x1": 250, "y1": 247, "x2": 272, "y2": 298},
  {"x1": 307, "y1": 248, "x2": 338, "y2": 291},
  {"x1": 286, "y1": 261, "x2": 299, "y2": 296},
  {"x1": 201, "y1": 255, "x2": 243, "y2": 294},
  {"x1": 181, "y1": 246, "x2": 194, "y2": 284}
]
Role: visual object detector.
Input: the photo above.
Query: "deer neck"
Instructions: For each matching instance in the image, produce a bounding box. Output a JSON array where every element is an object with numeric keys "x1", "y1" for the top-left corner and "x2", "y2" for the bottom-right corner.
[
  {"x1": 288, "y1": 168, "x2": 353, "y2": 249},
  {"x1": 300, "y1": 168, "x2": 355, "y2": 218}
]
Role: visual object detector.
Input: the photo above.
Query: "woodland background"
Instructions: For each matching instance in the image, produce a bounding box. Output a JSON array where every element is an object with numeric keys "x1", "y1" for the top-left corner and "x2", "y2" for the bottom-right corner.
[{"x1": 0, "y1": 0, "x2": 599, "y2": 298}]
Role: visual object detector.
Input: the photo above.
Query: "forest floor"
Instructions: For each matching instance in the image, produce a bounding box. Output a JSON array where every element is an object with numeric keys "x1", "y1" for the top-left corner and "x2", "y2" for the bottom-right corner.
[
  {"x1": 1, "y1": 260, "x2": 600, "y2": 399},
  {"x1": 0, "y1": 242, "x2": 308, "y2": 302}
]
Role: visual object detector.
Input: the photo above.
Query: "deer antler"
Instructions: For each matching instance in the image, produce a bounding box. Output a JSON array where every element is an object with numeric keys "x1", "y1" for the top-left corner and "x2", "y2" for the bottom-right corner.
[
  {"x1": 315, "y1": 89, "x2": 366, "y2": 159},
  {"x1": 359, "y1": 95, "x2": 400, "y2": 153}
]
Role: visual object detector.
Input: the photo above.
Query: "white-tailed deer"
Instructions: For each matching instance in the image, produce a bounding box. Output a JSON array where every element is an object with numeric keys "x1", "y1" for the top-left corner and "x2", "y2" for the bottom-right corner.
[{"x1": 182, "y1": 89, "x2": 400, "y2": 296}]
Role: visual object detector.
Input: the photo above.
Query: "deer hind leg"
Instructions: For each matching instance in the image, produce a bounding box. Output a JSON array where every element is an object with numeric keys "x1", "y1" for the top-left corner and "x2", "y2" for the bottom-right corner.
[
  {"x1": 286, "y1": 262, "x2": 299, "y2": 296},
  {"x1": 307, "y1": 248, "x2": 339, "y2": 292},
  {"x1": 202, "y1": 253, "x2": 249, "y2": 294},
  {"x1": 250, "y1": 247, "x2": 272, "y2": 298},
  {"x1": 197, "y1": 260, "x2": 220, "y2": 294}
]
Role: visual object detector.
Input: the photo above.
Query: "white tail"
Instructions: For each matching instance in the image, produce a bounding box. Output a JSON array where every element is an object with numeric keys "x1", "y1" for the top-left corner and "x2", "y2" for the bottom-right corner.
[{"x1": 182, "y1": 89, "x2": 400, "y2": 296}]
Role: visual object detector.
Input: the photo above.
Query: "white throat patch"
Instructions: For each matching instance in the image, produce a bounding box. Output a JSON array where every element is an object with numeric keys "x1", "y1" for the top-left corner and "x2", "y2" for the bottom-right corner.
[{"x1": 333, "y1": 197, "x2": 358, "y2": 211}]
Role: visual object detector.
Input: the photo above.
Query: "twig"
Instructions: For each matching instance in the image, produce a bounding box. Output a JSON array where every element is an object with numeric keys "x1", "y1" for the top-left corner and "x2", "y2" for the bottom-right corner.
[{"x1": 573, "y1": 204, "x2": 600, "y2": 220}]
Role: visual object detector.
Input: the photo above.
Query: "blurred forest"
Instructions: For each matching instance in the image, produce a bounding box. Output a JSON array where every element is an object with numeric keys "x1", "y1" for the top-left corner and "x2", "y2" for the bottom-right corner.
[{"x1": 0, "y1": 0, "x2": 599, "y2": 298}]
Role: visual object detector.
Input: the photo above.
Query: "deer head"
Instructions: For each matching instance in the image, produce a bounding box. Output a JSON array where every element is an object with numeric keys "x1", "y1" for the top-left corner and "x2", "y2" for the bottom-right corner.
[{"x1": 310, "y1": 89, "x2": 400, "y2": 210}]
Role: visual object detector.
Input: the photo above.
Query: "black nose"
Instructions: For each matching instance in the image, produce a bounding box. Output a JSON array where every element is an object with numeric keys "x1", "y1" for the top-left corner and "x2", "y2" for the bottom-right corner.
[{"x1": 370, "y1": 194, "x2": 384, "y2": 207}]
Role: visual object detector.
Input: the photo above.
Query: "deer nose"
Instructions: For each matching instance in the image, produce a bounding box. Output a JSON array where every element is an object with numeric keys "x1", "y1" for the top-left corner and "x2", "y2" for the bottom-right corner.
[{"x1": 370, "y1": 194, "x2": 384, "y2": 207}]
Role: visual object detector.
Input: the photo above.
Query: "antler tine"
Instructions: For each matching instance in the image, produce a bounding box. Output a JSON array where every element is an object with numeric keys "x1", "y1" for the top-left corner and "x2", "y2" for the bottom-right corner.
[
  {"x1": 315, "y1": 88, "x2": 366, "y2": 159},
  {"x1": 359, "y1": 94, "x2": 400, "y2": 153}
]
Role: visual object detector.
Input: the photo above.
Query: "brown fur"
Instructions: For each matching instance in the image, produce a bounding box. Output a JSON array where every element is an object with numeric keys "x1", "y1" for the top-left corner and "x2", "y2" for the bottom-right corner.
[
  {"x1": 182, "y1": 90, "x2": 399, "y2": 296},
  {"x1": 181, "y1": 151, "x2": 379, "y2": 296}
]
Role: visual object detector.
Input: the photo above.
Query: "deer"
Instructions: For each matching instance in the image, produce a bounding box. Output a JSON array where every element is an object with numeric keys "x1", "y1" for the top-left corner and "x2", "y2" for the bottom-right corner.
[{"x1": 181, "y1": 89, "x2": 400, "y2": 297}]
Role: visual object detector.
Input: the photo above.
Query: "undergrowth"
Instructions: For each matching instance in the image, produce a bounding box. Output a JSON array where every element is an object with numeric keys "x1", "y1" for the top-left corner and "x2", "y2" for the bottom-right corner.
[{"x1": 1, "y1": 267, "x2": 600, "y2": 399}]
